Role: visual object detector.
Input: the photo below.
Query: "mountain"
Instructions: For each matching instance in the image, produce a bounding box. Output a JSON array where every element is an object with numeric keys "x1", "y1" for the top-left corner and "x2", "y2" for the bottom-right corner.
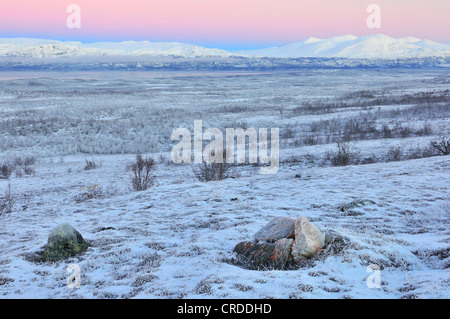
[
  {"x1": 0, "y1": 38, "x2": 234, "y2": 58},
  {"x1": 0, "y1": 35, "x2": 449, "y2": 59},
  {"x1": 237, "y1": 34, "x2": 450, "y2": 59}
]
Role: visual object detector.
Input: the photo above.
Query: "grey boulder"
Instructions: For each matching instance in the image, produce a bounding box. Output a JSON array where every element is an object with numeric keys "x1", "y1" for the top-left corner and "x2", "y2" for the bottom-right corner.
[
  {"x1": 292, "y1": 217, "x2": 326, "y2": 262},
  {"x1": 253, "y1": 217, "x2": 296, "y2": 243}
]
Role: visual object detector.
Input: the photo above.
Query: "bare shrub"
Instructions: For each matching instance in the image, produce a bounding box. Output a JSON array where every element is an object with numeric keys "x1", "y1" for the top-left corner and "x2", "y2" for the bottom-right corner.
[
  {"x1": 382, "y1": 124, "x2": 392, "y2": 138},
  {"x1": 303, "y1": 135, "x2": 320, "y2": 146},
  {"x1": 193, "y1": 161, "x2": 230, "y2": 182},
  {"x1": 158, "y1": 154, "x2": 167, "y2": 164},
  {"x1": 130, "y1": 155, "x2": 155, "y2": 191},
  {"x1": 14, "y1": 155, "x2": 35, "y2": 167},
  {"x1": 0, "y1": 184, "x2": 13, "y2": 215},
  {"x1": 386, "y1": 146, "x2": 403, "y2": 162},
  {"x1": 74, "y1": 185, "x2": 117, "y2": 203},
  {"x1": 23, "y1": 166, "x2": 35, "y2": 175},
  {"x1": 0, "y1": 163, "x2": 13, "y2": 179},
  {"x1": 360, "y1": 154, "x2": 378, "y2": 165},
  {"x1": 330, "y1": 142, "x2": 353, "y2": 166},
  {"x1": 2, "y1": 155, "x2": 36, "y2": 178},
  {"x1": 416, "y1": 123, "x2": 433, "y2": 136},
  {"x1": 399, "y1": 126, "x2": 413, "y2": 138},
  {"x1": 430, "y1": 135, "x2": 450, "y2": 155},
  {"x1": 84, "y1": 158, "x2": 100, "y2": 170},
  {"x1": 408, "y1": 145, "x2": 436, "y2": 159}
]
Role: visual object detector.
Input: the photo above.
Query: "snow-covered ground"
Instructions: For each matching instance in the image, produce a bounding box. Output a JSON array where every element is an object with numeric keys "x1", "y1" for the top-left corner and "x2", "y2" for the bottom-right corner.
[{"x1": 0, "y1": 70, "x2": 449, "y2": 299}]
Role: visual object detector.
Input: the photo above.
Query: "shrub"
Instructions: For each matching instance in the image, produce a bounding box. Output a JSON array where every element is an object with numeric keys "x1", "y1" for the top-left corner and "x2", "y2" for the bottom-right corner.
[
  {"x1": 331, "y1": 142, "x2": 352, "y2": 166},
  {"x1": 74, "y1": 185, "x2": 117, "y2": 203},
  {"x1": 0, "y1": 184, "x2": 13, "y2": 215},
  {"x1": 84, "y1": 158, "x2": 100, "y2": 170},
  {"x1": 193, "y1": 161, "x2": 230, "y2": 182},
  {"x1": 1, "y1": 155, "x2": 36, "y2": 179},
  {"x1": 431, "y1": 135, "x2": 450, "y2": 155},
  {"x1": 416, "y1": 123, "x2": 433, "y2": 136},
  {"x1": 386, "y1": 146, "x2": 403, "y2": 162},
  {"x1": 130, "y1": 155, "x2": 155, "y2": 191},
  {"x1": 1, "y1": 163, "x2": 13, "y2": 179},
  {"x1": 14, "y1": 155, "x2": 35, "y2": 167},
  {"x1": 23, "y1": 166, "x2": 35, "y2": 175},
  {"x1": 382, "y1": 124, "x2": 392, "y2": 138}
]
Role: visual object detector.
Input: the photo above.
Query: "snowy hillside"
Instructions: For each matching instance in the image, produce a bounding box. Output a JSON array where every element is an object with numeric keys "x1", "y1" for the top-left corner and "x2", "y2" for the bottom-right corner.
[
  {"x1": 238, "y1": 34, "x2": 450, "y2": 59},
  {"x1": 0, "y1": 38, "x2": 234, "y2": 58}
]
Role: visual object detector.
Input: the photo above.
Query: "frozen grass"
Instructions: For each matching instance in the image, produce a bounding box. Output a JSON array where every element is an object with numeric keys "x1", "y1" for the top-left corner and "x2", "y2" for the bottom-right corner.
[
  {"x1": 0, "y1": 154, "x2": 448, "y2": 299},
  {"x1": 0, "y1": 69, "x2": 449, "y2": 299}
]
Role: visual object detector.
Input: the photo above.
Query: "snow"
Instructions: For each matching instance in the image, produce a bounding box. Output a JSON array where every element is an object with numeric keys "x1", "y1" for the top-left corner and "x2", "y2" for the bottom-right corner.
[
  {"x1": 238, "y1": 34, "x2": 450, "y2": 59},
  {"x1": 0, "y1": 38, "x2": 235, "y2": 59},
  {"x1": 1, "y1": 35, "x2": 450, "y2": 59},
  {"x1": 0, "y1": 154, "x2": 448, "y2": 299},
  {"x1": 0, "y1": 70, "x2": 449, "y2": 299}
]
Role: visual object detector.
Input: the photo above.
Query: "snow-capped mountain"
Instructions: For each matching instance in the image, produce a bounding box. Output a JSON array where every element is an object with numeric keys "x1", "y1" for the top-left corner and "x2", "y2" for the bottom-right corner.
[
  {"x1": 0, "y1": 35, "x2": 449, "y2": 59},
  {"x1": 0, "y1": 38, "x2": 234, "y2": 58},
  {"x1": 238, "y1": 34, "x2": 450, "y2": 59}
]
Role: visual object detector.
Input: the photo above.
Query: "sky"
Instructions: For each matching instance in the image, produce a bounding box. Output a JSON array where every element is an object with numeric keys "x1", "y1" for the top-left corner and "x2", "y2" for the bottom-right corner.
[{"x1": 0, "y1": 0, "x2": 449, "y2": 50}]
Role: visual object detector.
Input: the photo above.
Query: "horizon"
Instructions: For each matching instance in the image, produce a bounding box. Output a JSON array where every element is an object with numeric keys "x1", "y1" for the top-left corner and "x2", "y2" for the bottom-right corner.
[
  {"x1": 0, "y1": 0, "x2": 449, "y2": 50},
  {"x1": 0, "y1": 33, "x2": 449, "y2": 52}
]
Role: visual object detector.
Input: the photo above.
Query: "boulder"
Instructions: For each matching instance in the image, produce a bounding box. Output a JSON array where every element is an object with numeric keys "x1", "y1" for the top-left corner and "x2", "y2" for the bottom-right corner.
[
  {"x1": 292, "y1": 217, "x2": 325, "y2": 262},
  {"x1": 324, "y1": 231, "x2": 347, "y2": 254},
  {"x1": 43, "y1": 223, "x2": 88, "y2": 261},
  {"x1": 340, "y1": 199, "x2": 376, "y2": 212},
  {"x1": 253, "y1": 217, "x2": 296, "y2": 243},
  {"x1": 233, "y1": 238, "x2": 294, "y2": 269}
]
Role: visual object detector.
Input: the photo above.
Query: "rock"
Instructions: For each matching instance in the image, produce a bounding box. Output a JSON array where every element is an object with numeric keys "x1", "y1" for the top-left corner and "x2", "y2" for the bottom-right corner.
[
  {"x1": 233, "y1": 238, "x2": 294, "y2": 269},
  {"x1": 324, "y1": 231, "x2": 343, "y2": 246},
  {"x1": 324, "y1": 231, "x2": 347, "y2": 254},
  {"x1": 99, "y1": 226, "x2": 115, "y2": 232},
  {"x1": 292, "y1": 217, "x2": 325, "y2": 262},
  {"x1": 43, "y1": 223, "x2": 88, "y2": 261},
  {"x1": 272, "y1": 238, "x2": 295, "y2": 267},
  {"x1": 253, "y1": 217, "x2": 296, "y2": 243},
  {"x1": 340, "y1": 199, "x2": 376, "y2": 212}
]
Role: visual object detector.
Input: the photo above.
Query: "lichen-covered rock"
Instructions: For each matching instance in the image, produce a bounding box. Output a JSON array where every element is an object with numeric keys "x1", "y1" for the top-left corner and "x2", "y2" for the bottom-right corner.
[
  {"x1": 272, "y1": 238, "x2": 294, "y2": 267},
  {"x1": 43, "y1": 223, "x2": 88, "y2": 262},
  {"x1": 253, "y1": 217, "x2": 296, "y2": 243},
  {"x1": 340, "y1": 199, "x2": 376, "y2": 212},
  {"x1": 233, "y1": 238, "x2": 294, "y2": 269},
  {"x1": 292, "y1": 217, "x2": 325, "y2": 262}
]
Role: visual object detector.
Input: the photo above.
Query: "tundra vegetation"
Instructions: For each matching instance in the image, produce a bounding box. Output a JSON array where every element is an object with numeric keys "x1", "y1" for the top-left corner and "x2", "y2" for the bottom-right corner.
[{"x1": 0, "y1": 69, "x2": 448, "y2": 299}]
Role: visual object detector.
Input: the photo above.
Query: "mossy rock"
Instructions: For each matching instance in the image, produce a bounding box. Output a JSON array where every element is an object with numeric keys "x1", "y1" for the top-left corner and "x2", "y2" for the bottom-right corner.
[
  {"x1": 340, "y1": 199, "x2": 376, "y2": 212},
  {"x1": 43, "y1": 223, "x2": 88, "y2": 262}
]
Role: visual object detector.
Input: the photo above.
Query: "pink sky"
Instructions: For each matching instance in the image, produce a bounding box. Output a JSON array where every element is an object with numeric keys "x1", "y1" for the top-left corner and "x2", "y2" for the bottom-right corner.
[{"x1": 0, "y1": 0, "x2": 448, "y2": 49}]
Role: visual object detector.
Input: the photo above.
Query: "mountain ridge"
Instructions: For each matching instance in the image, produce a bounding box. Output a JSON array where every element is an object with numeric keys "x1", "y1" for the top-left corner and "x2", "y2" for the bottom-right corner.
[
  {"x1": 238, "y1": 34, "x2": 450, "y2": 59},
  {"x1": 0, "y1": 34, "x2": 449, "y2": 59}
]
